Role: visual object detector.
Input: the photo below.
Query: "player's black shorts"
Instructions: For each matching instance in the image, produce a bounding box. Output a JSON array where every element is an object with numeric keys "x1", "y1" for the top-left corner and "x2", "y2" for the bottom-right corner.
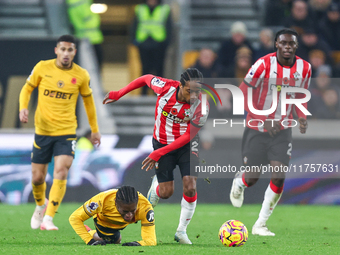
[
  {"x1": 242, "y1": 127, "x2": 292, "y2": 166},
  {"x1": 94, "y1": 217, "x2": 121, "y2": 244},
  {"x1": 31, "y1": 134, "x2": 77, "y2": 164},
  {"x1": 152, "y1": 137, "x2": 199, "y2": 183}
]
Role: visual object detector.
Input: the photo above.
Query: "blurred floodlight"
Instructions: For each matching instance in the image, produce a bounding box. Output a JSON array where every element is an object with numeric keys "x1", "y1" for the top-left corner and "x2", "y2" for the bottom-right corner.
[{"x1": 90, "y1": 3, "x2": 108, "y2": 14}]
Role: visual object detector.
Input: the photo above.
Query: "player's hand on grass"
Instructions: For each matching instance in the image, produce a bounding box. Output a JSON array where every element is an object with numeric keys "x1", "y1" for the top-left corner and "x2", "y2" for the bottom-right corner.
[
  {"x1": 122, "y1": 241, "x2": 141, "y2": 246},
  {"x1": 264, "y1": 119, "x2": 281, "y2": 137},
  {"x1": 142, "y1": 156, "x2": 156, "y2": 172},
  {"x1": 103, "y1": 91, "x2": 118, "y2": 104},
  {"x1": 19, "y1": 109, "x2": 29, "y2": 123},
  {"x1": 87, "y1": 239, "x2": 107, "y2": 246},
  {"x1": 91, "y1": 132, "x2": 101, "y2": 147},
  {"x1": 298, "y1": 117, "x2": 307, "y2": 134}
]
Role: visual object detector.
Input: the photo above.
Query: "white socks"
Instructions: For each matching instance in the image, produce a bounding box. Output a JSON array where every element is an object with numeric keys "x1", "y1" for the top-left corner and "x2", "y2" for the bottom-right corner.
[
  {"x1": 235, "y1": 172, "x2": 247, "y2": 189},
  {"x1": 256, "y1": 183, "x2": 283, "y2": 225},
  {"x1": 37, "y1": 204, "x2": 46, "y2": 210},
  {"x1": 177, "y1": 197, "x2": 197, "y2": 232}
]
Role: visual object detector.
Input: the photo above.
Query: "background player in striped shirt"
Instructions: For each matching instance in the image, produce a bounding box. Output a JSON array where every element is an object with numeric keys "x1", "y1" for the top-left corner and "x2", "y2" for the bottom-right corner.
[
  {"x1": 103, "y1": 68, "x2": 209, "y2": 244},
  {"x1": 19, "y1": 35, "x2": 101, "y2": 231},
  {"x1": 69, "y1": 186, "x2": 156, "y2": 246},
  {"x1": 229, "y1": 28, "x2": 311, "y2": 236}
]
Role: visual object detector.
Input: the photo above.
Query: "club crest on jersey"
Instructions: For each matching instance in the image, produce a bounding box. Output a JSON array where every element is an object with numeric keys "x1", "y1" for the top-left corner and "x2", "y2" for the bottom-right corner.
[
  {"x1": 183, "y1": 109, "x2": 191, "y2": 118},
  {"x1": 183, "y1": 108, "x2": 192, "y2": 122},
  {"x1": 86, "y1": 202, "x2": 99, "y2": 213},
  {"x1": 151, "y1": 77, "x2": 166, "y2": 88},
  {"x1": 293, "y1": 71, "x2": 300, "y2": 81},
  {"x1": 57, "y1": 80, "x2": 65, "y2": 88}
]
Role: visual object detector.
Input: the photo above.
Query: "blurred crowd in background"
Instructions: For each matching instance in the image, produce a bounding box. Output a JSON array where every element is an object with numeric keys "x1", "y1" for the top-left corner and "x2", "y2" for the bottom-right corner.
[
  {"x1": 187, "y1": 0, "x2": 340, "y2": 120},
  {"x1": 64, "y1": 0, "x2": 340, "y2": 120}
]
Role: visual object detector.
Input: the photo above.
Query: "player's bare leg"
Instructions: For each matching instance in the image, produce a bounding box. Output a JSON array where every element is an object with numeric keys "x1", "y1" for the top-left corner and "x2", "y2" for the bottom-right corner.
[
  {"x1": 230, "y1": 170, "x2": 261, "y2": 207},
  {"x1": 252, "y1": 161, "x2": 285, "y2": 236},
  {"x1": 147, "y1": 176, "x2": 173, "y2": 207},
  {"x1": 31, "y1": 163, "x2": 48, "y2": 229},
  {"x1": 175, "y1": 176, "x2": 197, "y2": 245},
  {"x1": 41, "y1": 155, "x2": 73, "y2": 231}
]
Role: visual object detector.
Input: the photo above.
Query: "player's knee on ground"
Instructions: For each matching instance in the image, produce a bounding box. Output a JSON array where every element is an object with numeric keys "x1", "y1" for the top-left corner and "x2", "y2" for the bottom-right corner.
[{"x1": 114, "y1": 236, "x2": 122, "y2": 244}]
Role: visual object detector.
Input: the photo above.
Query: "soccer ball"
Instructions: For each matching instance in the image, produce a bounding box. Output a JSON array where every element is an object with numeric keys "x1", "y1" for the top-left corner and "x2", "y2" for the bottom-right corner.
[{"x1": 218, "y1": 220, "x2": 248, "y2": 247}]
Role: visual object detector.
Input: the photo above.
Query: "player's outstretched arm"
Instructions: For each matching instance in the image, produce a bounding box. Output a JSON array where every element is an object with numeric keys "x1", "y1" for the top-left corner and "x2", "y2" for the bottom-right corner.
[
  {"x1": 298, "y1": 117, "x2": 308, "y2": 134},
  {"x1": 87, "y1": 239, "x2": 107, "y2": 245},
  {"x1": 141, "y1": 125, "x2": 201, "y2": 171},
  {"x1": 142, "y1": 157, "x2": 156, "y2": 172},
  {"x1": 122, "y1": 241, "x2": 141, "y2": 246},
  {"x1": 69, "y1": 206, "x2": 94, "y2": 244},
  {"x1": 103, "y1": 92, "x2": 117, "y2": 104},
  {"x1": 102, "y1": 75, "x2": 154, "y2": 105}
]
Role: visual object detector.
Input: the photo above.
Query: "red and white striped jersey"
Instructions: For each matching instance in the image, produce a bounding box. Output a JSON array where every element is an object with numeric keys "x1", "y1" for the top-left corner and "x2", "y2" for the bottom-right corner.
[
  {"x1": 147, "y1": 76, "x2": 209, "y2": 145},
  {"x1": 243, "y1": 52, "x2": 311, "y2": 132}
]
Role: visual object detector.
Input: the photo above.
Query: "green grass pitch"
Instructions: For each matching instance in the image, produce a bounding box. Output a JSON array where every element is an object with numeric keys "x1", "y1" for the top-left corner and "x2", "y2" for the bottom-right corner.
[{"x1": 0, "y1": 203, "x2": 339, "y2": 254}]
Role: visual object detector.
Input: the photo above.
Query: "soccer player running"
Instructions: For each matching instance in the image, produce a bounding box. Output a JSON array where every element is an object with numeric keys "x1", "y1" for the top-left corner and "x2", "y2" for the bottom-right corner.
[
  {"x1": 103, "y1": 68, "x2": 208, "y2": 244},
  {"x1": 229, "y1": 28, "x2": 311, "y2": 236},
  {"x1": 19, "y1": 35, "x2": 101, "y2": 231},
  {"x1": 69, "y1": 186, "x2": 156, "y2": 246}
]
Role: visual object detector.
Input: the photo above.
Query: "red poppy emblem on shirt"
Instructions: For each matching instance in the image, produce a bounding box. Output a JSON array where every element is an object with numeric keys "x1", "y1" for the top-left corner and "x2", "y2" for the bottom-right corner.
[
  {"x1": 171, "y1": 108, "x2": 178, "y2": 115},
  {"x1": 283, "y1": 77, "x2": 289, "y2": 84},
  {"x1": 71, "y1": 78, "x2": 77, "y2": 84}
]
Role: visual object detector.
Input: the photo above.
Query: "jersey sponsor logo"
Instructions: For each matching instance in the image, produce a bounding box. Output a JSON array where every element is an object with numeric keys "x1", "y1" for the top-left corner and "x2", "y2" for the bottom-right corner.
[
  {"x1": 270, "y1": 84, "x2": 294, "y2": 95},
  {"x1": 57, "y1": 80, "x2": 65, "y2": 88},
  {"x1": 151, "y1": 77, "x2": 166, "y2": 88},
  {"x1": 43, "y1": 89, "x2": 73, "y2": 99},
  {"x1": 162, "y1": 110, "x2": 187, "y2": 123},
  {"x1": 86, "y1": 202, "x2": 99, "y2": 213},
  {"x1": 146, "y1": 210, "x2": 154, "y2": 222},
  {"x1": 71, "y1": 78, "x2": 77, "y2": 84}
]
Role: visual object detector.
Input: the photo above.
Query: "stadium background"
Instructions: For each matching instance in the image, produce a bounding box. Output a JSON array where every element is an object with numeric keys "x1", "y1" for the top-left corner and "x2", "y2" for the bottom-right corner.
[{"x1": 0, "y1": 0, "x2": 340, "y2": 206}]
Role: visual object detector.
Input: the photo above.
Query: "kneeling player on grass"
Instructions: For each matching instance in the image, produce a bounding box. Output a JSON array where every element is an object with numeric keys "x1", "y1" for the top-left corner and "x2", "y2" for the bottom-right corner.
[
  {"x1": 103, "y1": 68, "x2": 209, "y2": 244},
  {"x1": 69, "y1": 186, "x2": 156, "y2": 246}
]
